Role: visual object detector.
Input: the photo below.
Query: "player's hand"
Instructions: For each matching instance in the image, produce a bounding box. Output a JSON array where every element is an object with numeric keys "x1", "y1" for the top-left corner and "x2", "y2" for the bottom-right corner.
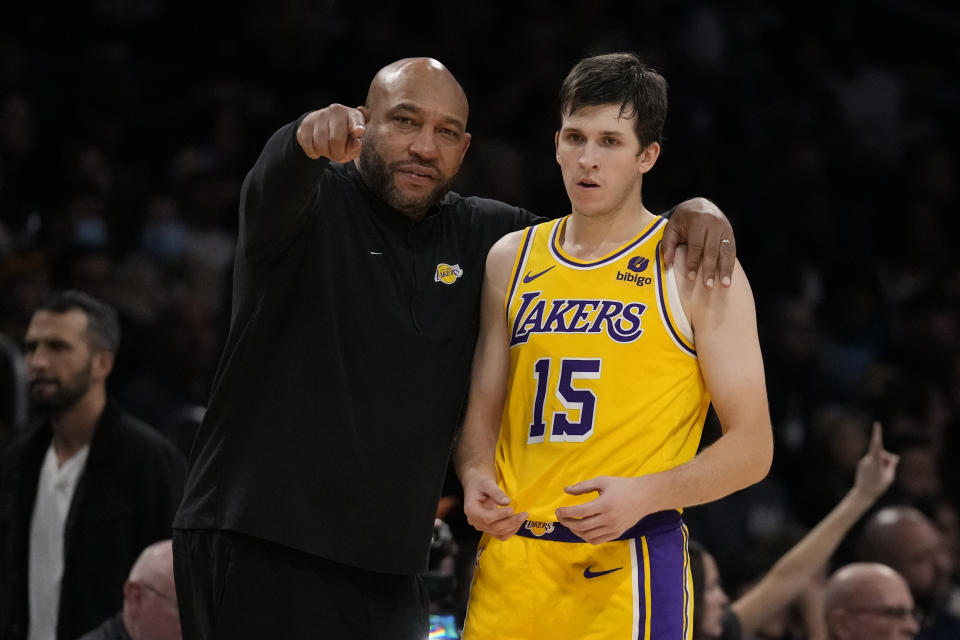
[
  {"x1": 662, "y1": 197, "x2": 736, "y2": 289},
  {"x1": 296, "y1": 104, "x2": 368, "y2": 162},
  {"x1": 462, "y1": 474, "x2": 528, "y2": 541},
  {"x1": 555, "y1": 476, "x2": 652, "y2": 545},
  {"x1": 852, "y1": 422, "x2": 899, "y2": 502}
]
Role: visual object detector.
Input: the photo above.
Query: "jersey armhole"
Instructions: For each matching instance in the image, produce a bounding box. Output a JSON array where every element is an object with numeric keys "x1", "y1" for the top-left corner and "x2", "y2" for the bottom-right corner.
[
  {"x1": 655, "y1": 242, "x2": 696, "y2": 357},
  {"x1": 504, "y1": 226, "x2": 536, "y2": 318}
]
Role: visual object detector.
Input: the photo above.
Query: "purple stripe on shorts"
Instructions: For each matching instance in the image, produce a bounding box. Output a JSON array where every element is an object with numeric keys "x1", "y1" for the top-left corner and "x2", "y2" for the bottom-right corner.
[{"x1": 647, "y1": 525, "x2": 689, "y2": 640}]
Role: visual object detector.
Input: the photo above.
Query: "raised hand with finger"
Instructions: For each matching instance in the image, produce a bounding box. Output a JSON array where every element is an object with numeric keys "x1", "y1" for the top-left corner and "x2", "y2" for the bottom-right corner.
[
  {"x1": 295, "y1": 104, "x2": 368, "y2": 162},
  {"x1": 852, "y1": 421, "x2": 899, "y2": 502}
]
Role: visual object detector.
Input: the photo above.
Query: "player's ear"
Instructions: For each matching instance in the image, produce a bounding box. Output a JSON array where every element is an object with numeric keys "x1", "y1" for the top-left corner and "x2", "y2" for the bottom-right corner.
[
  {"x1": 555, "y1": 131, "x2": 561, "y2": 165},
  {"x1": 638, "y1": 142, "x2": 660, "y2": 174}
]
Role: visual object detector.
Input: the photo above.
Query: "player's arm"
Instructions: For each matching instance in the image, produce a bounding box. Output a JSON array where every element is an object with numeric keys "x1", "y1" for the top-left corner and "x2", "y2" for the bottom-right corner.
[
  {"x1": 240, "y1": 105, "x2": 367, "y2": 263},
  {"x1": 557, "y1": 248, "x2": 773, "y2": 543},
  {"x1": 731, "y1": 422, "x2": 898, "y2": 634},
  {"x1": 454, "y1": 230, "x2": 529, "y2": 541},
  {"x1": 661, "y1": 197, "x2": 736, "y2": 289}
]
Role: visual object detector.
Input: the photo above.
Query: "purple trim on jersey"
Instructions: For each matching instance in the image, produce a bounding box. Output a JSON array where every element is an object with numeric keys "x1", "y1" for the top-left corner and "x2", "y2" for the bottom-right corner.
[
  {"x1": 655, "y1": 242, "x2": 697, "y2": 357},
  {"x1": 550, "y1": 216, "x2": 667, "y2": 269},
  {"x1": 515, "y1": 509, "x2": 682, "y2": 543},
  {"x1": 648, "y1": 525, "x2": 690, "y2": 640},
  {"x1": 682, "y1": 525, "x2": 691, "y2": 640},
  {"x1": 506, "y1": 227, "x2": 535, "y2": 318},
  {"x1": 635, "y1": 537, "x2": 647, "y2": 640}
]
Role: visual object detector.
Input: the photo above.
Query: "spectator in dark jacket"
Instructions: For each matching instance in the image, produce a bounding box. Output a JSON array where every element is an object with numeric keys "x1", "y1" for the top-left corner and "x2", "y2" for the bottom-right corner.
[{"x1": 0, "y1": 290, "x2": 185, "y2": 640}]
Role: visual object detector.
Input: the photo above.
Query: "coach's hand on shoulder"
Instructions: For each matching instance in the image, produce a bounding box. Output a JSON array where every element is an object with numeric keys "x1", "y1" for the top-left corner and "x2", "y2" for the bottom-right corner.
[
  {"x1": 462, "y1": 473, "x2": 528, "y2": 541},
  {"x1": 296, "y1": 104, "x2": 368, "y2": 162},
  {"x1": 556, "y1": 476, "x2": 656, "y2": 545},
  {"x1": 662, "y1": 197, "x2": 736, "y2": 290}
]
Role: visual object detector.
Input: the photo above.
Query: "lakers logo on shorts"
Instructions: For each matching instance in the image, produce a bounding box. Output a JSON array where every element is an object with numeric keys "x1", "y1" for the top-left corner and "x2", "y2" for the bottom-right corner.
[
  {"x1": 434, "y1": 263, "x2": 463, "y2": 285},
  {"x1": 524, "y1": 520, "x2": 556, "y2": 537}
]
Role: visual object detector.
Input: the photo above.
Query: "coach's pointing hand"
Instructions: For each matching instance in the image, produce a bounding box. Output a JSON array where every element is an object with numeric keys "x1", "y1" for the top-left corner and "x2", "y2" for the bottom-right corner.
[
  {"x1": 296, "y1": 104, "x2": 368, "y2": 162},
  {"x1": 462, "y1": 474, "x2": 528, "y2": 541}
]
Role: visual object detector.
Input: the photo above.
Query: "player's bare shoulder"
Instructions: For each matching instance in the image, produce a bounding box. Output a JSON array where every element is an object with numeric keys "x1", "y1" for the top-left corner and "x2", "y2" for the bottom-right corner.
[
  {"x1": 484, "y1": 229, "x2": 526, "y2": 289},
  {"x1": 673, "y1": 244, "x2": 754, "y2": 332}
]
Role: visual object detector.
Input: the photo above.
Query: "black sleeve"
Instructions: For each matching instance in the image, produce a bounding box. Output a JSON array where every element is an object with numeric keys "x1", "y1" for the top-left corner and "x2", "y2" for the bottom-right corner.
[
  {"x1": 238, "y1": 114, "x2": 332, "y2": 263},
  {"x1": 518, "y1": 208, "x2": 547, "y2": 227},
  {"x1": 134, "y1": 436, "x2": 186, "y2": 544}
]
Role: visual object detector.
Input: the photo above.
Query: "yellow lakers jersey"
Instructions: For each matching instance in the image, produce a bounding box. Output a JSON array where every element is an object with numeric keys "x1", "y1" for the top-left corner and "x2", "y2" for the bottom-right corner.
[{"x1": 497, "y1": 214, "x2": 711, "y2": 521}]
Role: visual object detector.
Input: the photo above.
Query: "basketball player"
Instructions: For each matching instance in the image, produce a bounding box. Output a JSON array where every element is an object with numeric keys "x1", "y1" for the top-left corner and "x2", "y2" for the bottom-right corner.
[{"x1": 455, "y1": 53, "x2": 774, "y2": 639}]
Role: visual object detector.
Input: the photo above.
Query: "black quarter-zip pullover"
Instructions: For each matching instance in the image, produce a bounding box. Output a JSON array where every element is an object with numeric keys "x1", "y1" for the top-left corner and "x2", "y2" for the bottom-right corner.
[{"x1": 174, "y1": 117, "x2": 538, "y2": 574}]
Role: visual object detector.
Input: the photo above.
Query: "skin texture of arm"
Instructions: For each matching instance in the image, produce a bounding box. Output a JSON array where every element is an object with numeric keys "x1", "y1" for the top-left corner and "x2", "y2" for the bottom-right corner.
[
  {"x1": 731, "y1": 422, "x2": 898, "y2": 635},
  {"x1": 453, "y1": 230, "x2": 529, "y2": 540},
  {"x1": 556, "y1": 245, "x2": 774, "y2": 544}
]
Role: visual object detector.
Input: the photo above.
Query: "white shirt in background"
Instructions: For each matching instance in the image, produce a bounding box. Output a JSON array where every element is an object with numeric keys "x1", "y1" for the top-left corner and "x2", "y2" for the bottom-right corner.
[{"x1": 27, "y1": 443, "x2": 90, "y2": 640}]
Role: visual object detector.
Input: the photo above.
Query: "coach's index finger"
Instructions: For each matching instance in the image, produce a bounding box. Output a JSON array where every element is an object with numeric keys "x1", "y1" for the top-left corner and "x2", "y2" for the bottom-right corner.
[
  {"x1": 340, "y1": 106, "x2": 366, "y2": 161},
  {"x1": 350, "y1": 106, "x2": 368, "y2": 138}
]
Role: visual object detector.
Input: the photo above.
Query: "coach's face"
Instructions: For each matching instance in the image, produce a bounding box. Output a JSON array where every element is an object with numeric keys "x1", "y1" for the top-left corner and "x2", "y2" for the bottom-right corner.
[{"x1": 357, "y1": 58, "x2": 471, "y2": 220}]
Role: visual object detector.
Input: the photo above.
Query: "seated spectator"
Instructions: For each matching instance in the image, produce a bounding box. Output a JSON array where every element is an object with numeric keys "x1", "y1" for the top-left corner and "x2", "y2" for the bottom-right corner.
[
  {"x1": 691, "y1": 422, "x2": 898, "y2": 639},
  {"x1": 77, "y1": 539, "x2": 181, "y2": 640},
  {"x1": 0, "y1": 290, "x2": 186, "y2": 640},
  {"x1": 856, "y1": 506, "x2": 960, "y2": 639},
  {"x1": 824, "y1": 562, "x2": 919, "y2": 640}
]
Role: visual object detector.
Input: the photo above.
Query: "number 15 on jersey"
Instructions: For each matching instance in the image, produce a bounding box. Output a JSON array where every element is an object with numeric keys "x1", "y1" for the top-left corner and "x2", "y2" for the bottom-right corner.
[{"x1": 528, "y1": 358, "x2": 601, "y2": 444}]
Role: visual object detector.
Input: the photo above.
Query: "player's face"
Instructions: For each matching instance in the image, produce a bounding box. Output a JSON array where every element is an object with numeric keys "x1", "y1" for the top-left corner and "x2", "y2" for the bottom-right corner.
[
  {"x1": 555, "y1": 103, "x2": 659, "y2": 219},
  {"x1": 359, "y1": 63, "x2": 471, "y2": 218},
  {"x1": 24, "y1": 310, "x2": 98, "y2": 412}
]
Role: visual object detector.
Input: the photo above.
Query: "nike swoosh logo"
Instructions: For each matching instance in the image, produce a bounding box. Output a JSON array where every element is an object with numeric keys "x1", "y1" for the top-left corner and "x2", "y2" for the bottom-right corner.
[
  {"x1": 523, "y1": 266, "x2": 555, "y2": 283},
  {"x1": 583, "y1": 566, "x2": 623, "y2": 579}
]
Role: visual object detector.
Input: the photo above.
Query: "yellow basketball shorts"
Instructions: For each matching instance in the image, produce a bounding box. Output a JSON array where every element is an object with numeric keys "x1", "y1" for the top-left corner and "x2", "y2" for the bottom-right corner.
[{"x1": 463, "y1": 511, "x2": 692, "y2": 640}]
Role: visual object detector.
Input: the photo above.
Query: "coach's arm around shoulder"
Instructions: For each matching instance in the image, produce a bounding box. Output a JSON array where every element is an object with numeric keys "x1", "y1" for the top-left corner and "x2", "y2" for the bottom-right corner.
[
  {"x1": 556, "y1": 246, "x2": 774, "y2": 544},
  {"x1": 454, "y1": 231, "x2": 530, "y2": 541}
]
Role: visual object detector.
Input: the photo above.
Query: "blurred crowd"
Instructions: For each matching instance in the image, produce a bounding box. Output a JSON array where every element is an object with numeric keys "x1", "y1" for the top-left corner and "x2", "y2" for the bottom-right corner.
[{"x1": 0, "y1": 0, "x2": 958, "y2": 638}]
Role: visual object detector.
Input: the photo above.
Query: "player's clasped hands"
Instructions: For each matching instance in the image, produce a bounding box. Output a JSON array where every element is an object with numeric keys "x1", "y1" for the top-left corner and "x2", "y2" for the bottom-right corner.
[
  {"x1": 556, "y1": 475, "x2": 654, "y2": 545},
  {"x1": 296, "y1": 104, "x2": 368, "y2": 162},
  {"x1": 462, "y1": 474, "x2": 528, "y2": 541}
]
